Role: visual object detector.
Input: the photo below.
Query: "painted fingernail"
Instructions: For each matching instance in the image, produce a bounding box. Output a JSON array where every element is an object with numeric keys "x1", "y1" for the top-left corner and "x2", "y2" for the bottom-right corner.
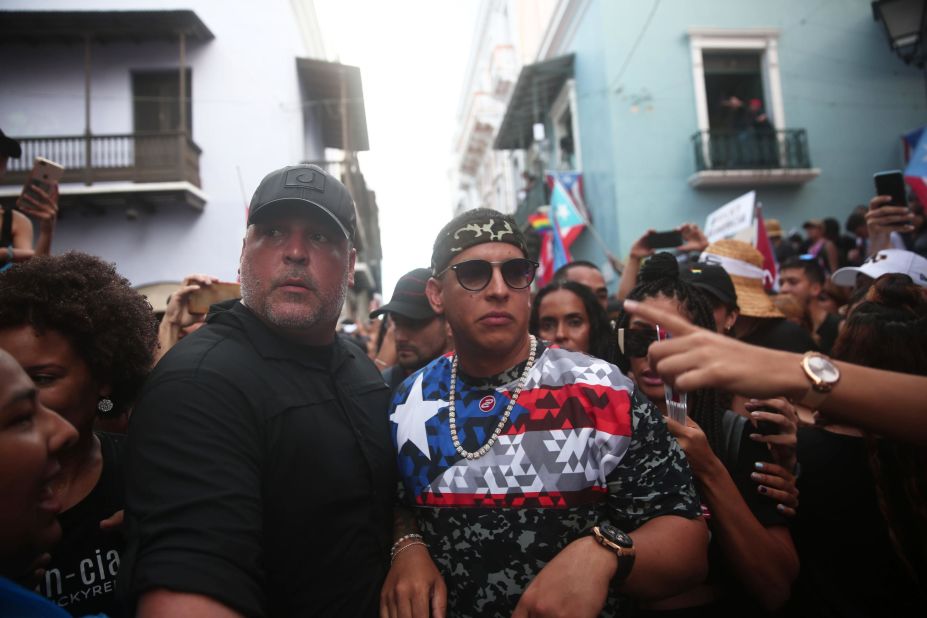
[
  {"x1": 755, "y1": 462, "x2": 765, "y2": 470},
  {"x1": 776, "y1": 503, "x2": 787, "y2": 512},
  {"x1": 750, "y1": 411, "x2": 762, "y2": 417},
  {"x1": 758, "y1": 485, "x2": 768, "y2": 494},
  {"x1": 623, "y1": 300, "x2": 638, "y2": 310},
  {"x1": 749, "y1": 433, "x2": 761, "y2": 440},
  {"x1": 750, "y1": 472, "x2": 762, "y2": 481}
]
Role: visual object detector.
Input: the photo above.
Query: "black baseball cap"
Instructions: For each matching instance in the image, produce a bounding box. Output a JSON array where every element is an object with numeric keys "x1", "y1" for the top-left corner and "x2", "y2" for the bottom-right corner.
[
  {"x1": 682, "y1": 263, "x2": 738, "y2": 308},
  {"x1": 0, "y1": 130, "x2": 21, "y2": 158},
  {"x1": 248, "y1": 164, "x2": 356, "y2": 240},
  {"x1": 370, "y1": 268, "x2": 436, "y2": 321}
]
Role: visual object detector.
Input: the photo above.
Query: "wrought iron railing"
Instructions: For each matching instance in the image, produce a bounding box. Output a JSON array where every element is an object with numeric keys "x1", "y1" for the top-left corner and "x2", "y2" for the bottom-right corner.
[
  {"x1": 691, "y1": 129, "x2": 812, "y2": 172},
  {"x1": 2, "y1": 132, "x2": 202, "y2": 187}
]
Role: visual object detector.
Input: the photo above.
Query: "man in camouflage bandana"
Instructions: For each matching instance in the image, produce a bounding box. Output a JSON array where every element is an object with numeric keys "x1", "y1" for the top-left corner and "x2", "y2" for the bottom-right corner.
[{"x1": 380, "y1": 209, "x2": 708, "y2": 617}]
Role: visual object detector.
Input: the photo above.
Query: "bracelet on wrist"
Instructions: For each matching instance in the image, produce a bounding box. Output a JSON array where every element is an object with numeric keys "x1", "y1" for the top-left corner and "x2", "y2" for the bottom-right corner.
[
  {"x1": 0, "y1": 245, "x2": 13, "y2": 272},
  {"x1": 390, "y1": 541, "x2": 428, "y2": 564},
  {"x1": 390, "y1": 533, "x2": 423, "y2": 556}
]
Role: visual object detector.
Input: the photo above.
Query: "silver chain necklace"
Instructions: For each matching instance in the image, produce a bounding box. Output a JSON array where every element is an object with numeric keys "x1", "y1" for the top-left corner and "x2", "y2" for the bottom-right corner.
[{"x1": 448, "y1": 335, "x2": 538, "y2": 460}]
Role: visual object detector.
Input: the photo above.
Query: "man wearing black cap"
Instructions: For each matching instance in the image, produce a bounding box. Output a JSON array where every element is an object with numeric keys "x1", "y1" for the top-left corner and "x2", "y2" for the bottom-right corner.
[
  {"x1": 371, "y1": 267, "x2": 451, "y2": 392},
  {"x1": 119, "y1": 164, "x2": 395, "y2": 617},
  {"x1": 381, "y1": 208, "x2": 707, "y2": 618}
]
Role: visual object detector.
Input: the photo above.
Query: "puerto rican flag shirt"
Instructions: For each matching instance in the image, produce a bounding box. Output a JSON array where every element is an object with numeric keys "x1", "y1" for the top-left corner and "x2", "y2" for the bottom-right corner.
[{"x1": 388, "y1": 343, "x2": 699, "y2": 616}]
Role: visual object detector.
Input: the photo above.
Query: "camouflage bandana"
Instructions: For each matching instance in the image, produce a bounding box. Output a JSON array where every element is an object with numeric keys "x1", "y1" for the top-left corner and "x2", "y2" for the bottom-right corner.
[{"x1": 431, "y1": 208, "x2": 528, "y2": 275}]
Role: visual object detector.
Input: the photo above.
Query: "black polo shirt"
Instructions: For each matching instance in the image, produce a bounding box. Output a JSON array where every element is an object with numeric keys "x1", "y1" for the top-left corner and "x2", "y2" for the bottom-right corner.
[{"x1": 117, "y1": 301, "x2": 395, "y2": 617}]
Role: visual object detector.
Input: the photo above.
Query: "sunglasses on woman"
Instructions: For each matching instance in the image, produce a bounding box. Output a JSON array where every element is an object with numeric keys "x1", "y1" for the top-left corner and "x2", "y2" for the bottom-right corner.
[
  {"x1": 438, "y1": 258, "x2": 539, "y2": 292},
  {"x1": 616, "y1": 328, "x2": 660, "y2": 358}
]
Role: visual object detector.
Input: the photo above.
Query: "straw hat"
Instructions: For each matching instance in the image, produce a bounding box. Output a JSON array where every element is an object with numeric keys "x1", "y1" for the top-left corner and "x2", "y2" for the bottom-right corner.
[
  {"x1": 699, "y1": 239, "x2": 784, "y2": 319},
  {"x1": 764, "y1": 218, "x2": 783, "y2": 239}
]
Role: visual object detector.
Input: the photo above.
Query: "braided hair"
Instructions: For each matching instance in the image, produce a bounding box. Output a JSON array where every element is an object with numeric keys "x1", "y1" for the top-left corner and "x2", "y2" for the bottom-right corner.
[
  {"x1": 831, "y1": 273, "x2": 927, "y2": 587},
  {"x1": 613, "y1": 252, "x2": 729, "y2": 455}
]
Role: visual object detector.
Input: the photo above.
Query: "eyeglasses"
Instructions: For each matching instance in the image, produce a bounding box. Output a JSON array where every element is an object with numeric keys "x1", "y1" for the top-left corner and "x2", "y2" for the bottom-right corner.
[
  {"x1": 616, "y1": 328, "x2": 659, "y2": 358},
  {"x1": 438, "y1": 258, "x2": 539, "y2": 292}
]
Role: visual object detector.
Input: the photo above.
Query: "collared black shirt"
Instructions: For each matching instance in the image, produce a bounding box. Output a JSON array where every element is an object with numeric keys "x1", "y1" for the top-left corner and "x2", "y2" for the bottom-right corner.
[{"x1": 117, "y1": 301, "x2": 395, "y2": 617}]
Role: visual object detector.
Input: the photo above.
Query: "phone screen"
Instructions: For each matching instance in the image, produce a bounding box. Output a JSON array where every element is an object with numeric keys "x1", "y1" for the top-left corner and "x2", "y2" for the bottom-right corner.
[
  {"x1": 873, "y1": 170, "x2": 907, "y2": 207},
  {"x1": 646, "y1": 230, "x2": 684, "y2": 249}
]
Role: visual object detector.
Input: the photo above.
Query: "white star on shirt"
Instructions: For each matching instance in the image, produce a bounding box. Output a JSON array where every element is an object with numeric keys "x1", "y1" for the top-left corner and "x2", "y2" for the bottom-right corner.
[{"x1": 390, "y1": 372, "x2": 446, "y2": 461}]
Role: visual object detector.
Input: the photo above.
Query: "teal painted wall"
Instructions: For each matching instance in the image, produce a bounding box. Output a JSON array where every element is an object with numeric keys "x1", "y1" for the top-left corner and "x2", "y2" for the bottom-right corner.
[{"x1": 564, "y1": 0, "x2": 926, "y2": 272}]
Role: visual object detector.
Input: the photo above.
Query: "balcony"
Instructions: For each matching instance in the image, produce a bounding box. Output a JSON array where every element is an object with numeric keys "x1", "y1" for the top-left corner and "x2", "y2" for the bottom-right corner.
[
  {"x1": 2, "y1": 132, "x2": 201, "y2": 187},
  {"x1": 688, "y1": 129, "x2": 820, "y2": 188},
  {"x1": 0, "y1": 132, "x2": 205, "y2": 211}
]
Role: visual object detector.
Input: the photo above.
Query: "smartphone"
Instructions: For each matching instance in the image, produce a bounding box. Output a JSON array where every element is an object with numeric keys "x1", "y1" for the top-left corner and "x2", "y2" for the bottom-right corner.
[
  {"x1": 17, "y1": 157, "x2": 65, "y2": 208},
  {"x1": 873, "y1": 170, "x2": 909, "y2": 208},
  {"x1": 188, "y1": 282, "x2": 241, "y2": 313},
  {"x1": 646, "y1": 230, "x2": 684, "y2": 249}
]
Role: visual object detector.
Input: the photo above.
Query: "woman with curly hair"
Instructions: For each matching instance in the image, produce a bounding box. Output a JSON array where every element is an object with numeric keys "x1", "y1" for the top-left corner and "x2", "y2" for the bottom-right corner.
[
  {"x1": 614, "y1": 253, "x2": 799, "y2": 616},
  {"x1": 0, "y1": 252, "x2": 158, "y2": 617},
  {"x1": 529, "y1": 280, "x2": 612, "y2": 359}
]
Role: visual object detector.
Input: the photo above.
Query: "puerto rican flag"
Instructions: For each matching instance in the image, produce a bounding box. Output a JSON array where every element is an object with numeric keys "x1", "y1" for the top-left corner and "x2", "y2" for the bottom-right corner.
[{"x1": 904, "y1": 127, "x2": 927, "y2": 206}]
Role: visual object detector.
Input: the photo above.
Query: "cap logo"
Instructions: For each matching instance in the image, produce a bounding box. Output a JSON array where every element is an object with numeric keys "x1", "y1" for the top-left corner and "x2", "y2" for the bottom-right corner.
[
  {"x1": 450, "y1": 219, "x2": 516, "y2": 254},
  {"x1": 284, "y1": 168, "x2": 326, "y2": 192},
  {"x1": 479, "y1": 395, "x2": 496, "y2": 412}
]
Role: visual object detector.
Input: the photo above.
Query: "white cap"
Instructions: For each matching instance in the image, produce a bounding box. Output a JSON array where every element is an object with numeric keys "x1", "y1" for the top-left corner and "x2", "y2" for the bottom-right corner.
[{"x1": 832, "y1": 249, "x2": 927, "y2": 288}]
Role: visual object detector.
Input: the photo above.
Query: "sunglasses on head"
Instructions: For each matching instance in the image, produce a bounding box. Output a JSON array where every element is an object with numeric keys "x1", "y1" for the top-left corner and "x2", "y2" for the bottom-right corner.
[
  {"x1": 438, "y1": 258, "x2": 539, "y2": 292},
  {"x1": 616, "y1": 328, "x2": 660, "y2": 358}
]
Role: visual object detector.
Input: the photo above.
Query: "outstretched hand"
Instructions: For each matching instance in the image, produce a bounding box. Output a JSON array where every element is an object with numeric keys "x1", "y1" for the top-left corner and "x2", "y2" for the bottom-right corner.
[{"x1": 621, "y1": 299, "x2": 801, "y2": 400}]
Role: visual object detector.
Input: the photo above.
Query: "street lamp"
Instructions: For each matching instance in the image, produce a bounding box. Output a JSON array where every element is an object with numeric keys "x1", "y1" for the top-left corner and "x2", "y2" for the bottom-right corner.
[{"x1": 872, "y1": 0, "x2": 927, "y2": 67}]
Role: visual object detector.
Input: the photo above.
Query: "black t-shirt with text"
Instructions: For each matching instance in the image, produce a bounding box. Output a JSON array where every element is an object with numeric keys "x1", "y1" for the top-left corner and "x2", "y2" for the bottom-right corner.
[{"x1": 37, "y1": 432, "x2": 125, "y2": 616}]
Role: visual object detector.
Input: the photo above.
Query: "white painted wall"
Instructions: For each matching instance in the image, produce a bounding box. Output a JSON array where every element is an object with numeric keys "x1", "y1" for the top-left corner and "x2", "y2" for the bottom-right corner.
[{"x1": 0, "y1": 0, "x2": 325, "y2": 285}]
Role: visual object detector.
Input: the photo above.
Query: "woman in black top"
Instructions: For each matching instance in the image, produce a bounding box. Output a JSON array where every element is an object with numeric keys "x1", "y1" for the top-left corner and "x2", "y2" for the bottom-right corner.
[
  {"x1": 0, "y1": 252, "x2": 158, "y2": 616},
  {"x1": 788, "y1": 273, "x2": 927, "y2": 617}
]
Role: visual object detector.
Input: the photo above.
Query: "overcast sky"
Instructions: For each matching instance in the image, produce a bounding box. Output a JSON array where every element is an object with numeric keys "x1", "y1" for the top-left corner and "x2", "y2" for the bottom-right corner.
[{"x1": 314, "y1": 0, "x2": 479, "y2": 302}]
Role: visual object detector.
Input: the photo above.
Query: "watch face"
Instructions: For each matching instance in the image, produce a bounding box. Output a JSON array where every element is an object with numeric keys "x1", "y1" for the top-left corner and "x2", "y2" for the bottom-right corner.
[
  {"x1": 808, "y1": 355, "x2": 839, "y2": 382},
  {"x1": 600, "y1": 523, "x2": 633, "y2": 548}
]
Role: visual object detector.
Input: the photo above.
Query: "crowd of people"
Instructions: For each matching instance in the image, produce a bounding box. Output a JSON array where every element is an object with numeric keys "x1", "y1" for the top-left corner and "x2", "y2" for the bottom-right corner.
[{"x1": 1, "y1": 150, "x2": 926, "y2": 618}]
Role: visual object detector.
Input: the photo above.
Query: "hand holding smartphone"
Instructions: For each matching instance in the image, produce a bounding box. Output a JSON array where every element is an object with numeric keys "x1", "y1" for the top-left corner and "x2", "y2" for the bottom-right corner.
[
  {"x1": 872, "y1": 170, "x2": 911, "y2": 229},
  {"x1": 17, "y1": 157, "x2": 64, "y2": 211},
  {"x1": 188, "y1": 282, "x2": 242, "y2": 314}
]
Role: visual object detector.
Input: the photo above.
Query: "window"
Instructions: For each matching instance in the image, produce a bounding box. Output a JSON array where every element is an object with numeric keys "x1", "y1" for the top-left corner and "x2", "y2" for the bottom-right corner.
[
  {"x1": 132, "y1": 69, "x2": 192, "y2": 134},
  {"x1": 689, "y1": 28, "x2": 783, "y2": 134},
  {"x1": 549, "y1": 79, "x2": 581, "y2": 171}
]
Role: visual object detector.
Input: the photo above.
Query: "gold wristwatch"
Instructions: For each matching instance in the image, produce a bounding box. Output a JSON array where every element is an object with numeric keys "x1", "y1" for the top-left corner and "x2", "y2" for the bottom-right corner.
[{"x1": 798, "y1": 351, "x2": 841, "y2": 410}]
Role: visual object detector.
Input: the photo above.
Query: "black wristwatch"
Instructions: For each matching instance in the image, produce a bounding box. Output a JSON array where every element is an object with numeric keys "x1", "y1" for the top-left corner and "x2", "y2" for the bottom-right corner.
[{"x1": 591, "y1": 522, "x2": 636, "y2": 582}]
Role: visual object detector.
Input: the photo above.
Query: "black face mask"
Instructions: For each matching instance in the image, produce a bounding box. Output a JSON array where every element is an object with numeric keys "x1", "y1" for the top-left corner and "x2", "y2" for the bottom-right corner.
[{"x1": 617, "y1": 328, "x2": 659, "y2": 358}]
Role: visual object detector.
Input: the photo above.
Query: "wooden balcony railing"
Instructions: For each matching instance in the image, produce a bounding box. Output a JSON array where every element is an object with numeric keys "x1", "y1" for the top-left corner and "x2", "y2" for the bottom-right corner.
[{"x1": 1, "y1": 132, "x2": 202, "y2": 187}]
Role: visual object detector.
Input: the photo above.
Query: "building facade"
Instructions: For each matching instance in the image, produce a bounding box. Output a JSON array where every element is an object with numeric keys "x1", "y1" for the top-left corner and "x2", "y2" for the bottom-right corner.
[
  {"x1": 455, "y1": 0, "x2": 927, "y2": 278},
  {"x1": 0, "y1": 0, "x2": 382, "y2": 315}
]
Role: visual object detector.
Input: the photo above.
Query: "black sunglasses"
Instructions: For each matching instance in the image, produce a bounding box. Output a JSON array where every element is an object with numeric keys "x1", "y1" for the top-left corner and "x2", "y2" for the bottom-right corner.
[
  {"x1": 616, "y1": 328, "x2": 660, "y2": 358},
  {"x1": 438, "y1": 258, "x2": 539, "y2": 292}
]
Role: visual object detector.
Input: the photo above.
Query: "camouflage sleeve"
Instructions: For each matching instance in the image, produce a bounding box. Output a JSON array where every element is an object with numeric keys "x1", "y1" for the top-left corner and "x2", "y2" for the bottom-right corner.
[{"x1": 604, "y1": 388, "x2": 701, "y2": 530}]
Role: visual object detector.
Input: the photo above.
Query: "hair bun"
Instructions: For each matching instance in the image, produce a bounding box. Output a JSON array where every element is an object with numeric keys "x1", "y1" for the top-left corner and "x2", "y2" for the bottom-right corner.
[{"x1": 638, "y1": 252, "x2": 680, "y2": 284}]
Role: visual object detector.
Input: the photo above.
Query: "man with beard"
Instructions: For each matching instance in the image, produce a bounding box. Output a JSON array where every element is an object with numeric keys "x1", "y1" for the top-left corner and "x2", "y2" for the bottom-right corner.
[
  {"x1": 118, "y1": 165, "x2": 395, "y2": 617},
  {"x1": 380, "y1": 209, "x2": 707, "y2": 618},
  {"x1": 371, "y1": 268, "x2": 452, "y2": 392}
]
